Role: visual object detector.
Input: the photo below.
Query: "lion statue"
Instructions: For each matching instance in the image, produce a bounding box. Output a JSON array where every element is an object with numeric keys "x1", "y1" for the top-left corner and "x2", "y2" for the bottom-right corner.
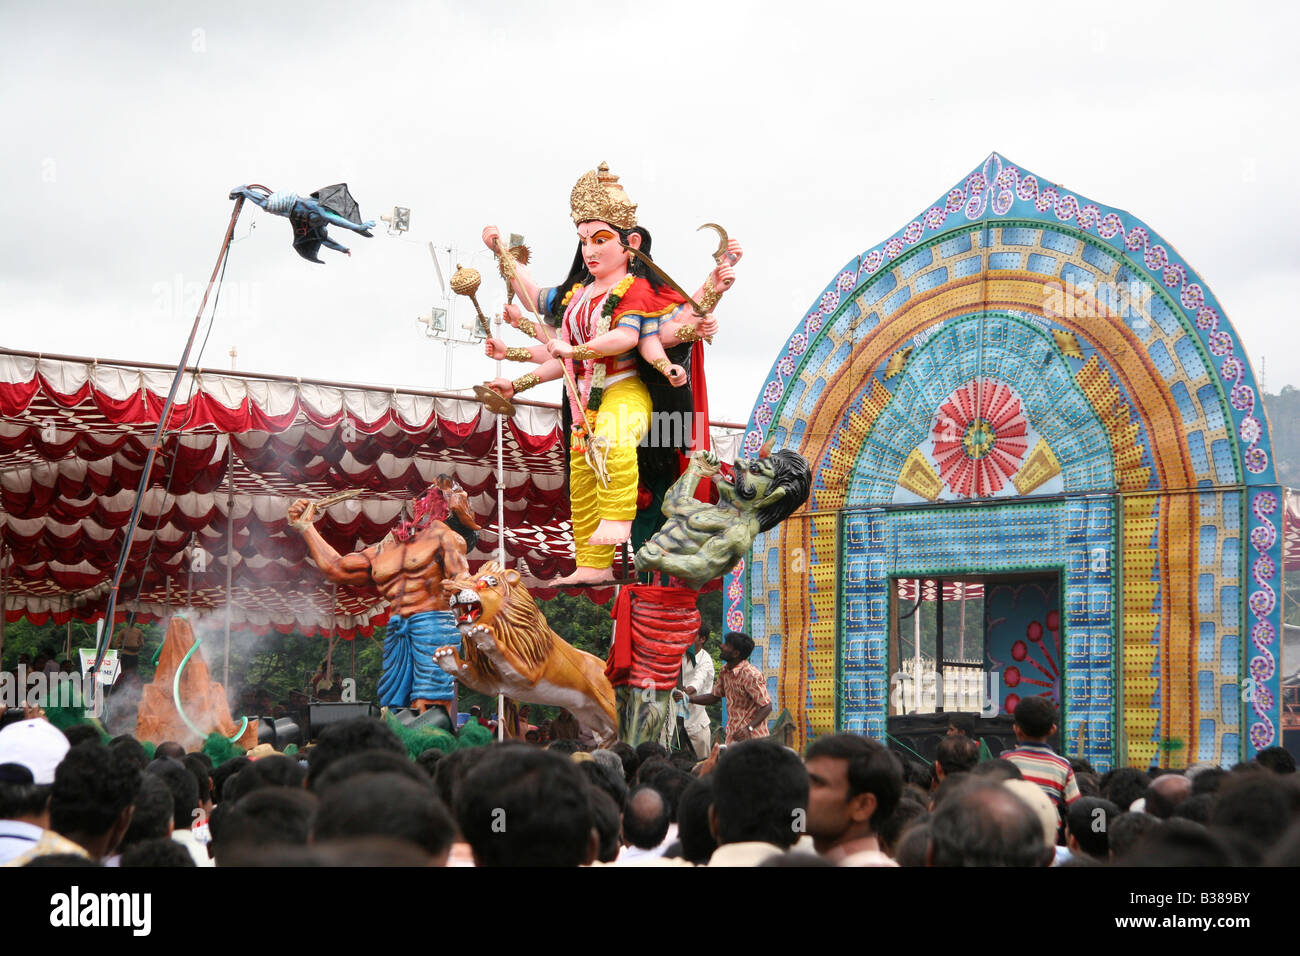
[
  {"x1": 435, "y1": 561, "x2": 617, "y2": 744},
  {"x1": 635, "y1": 446, "x2": 812, "y2": 590}
]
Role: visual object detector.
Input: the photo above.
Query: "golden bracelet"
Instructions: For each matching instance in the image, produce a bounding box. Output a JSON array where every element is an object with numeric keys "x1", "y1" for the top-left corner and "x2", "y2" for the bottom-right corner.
[
  {"x1": 518, "y1": 317, "x2": 538, "y2": 337},
  {"x1": 697, "y1": 275, "x2": 723, "y2": 314},
  {"x1": 571, "y1": 344, "x2": 601, "y2": 361},
  {"x1": 512, "y1": 372, "x2": 541, "y2": 394},
  {"x1": 675, "y1": 324, "x2": 702, "y2": 343},
  {"x1": 504, "y1": 347, "x2": 533, "y2": 362},
  {"x1": 652, "y1": 358, "x2": 671, "y2": 376}
]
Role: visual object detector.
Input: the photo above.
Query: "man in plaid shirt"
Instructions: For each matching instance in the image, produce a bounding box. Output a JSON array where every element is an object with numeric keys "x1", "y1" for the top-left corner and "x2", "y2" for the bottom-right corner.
[{"x1": 687, "y1": 632, "x2": 772, "y2": 744}]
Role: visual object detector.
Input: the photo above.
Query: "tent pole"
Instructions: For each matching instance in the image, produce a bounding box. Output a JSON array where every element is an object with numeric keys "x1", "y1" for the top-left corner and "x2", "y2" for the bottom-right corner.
[
  {"x1": 223, "y1": 442, "x2": 234, "y2": 689},
  {"x1": 494, "y1": 311, "x2": 506, "y2": 741},
  {"x1": 93, "y1": 195, "x2": 246, "y2": 670},
  {"x1": 327, "y1": 583, "x2": 338, "y2": 680},
  {"x1": 0, "y1": 543, "x2": 7, "y2": 663}
]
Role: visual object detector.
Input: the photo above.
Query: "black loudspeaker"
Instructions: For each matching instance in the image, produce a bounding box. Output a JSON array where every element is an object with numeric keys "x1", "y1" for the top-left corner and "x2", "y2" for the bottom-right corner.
[
  {"x1": 250, "y1": 712, "x2": 299, "y2": 749},
  {"x1": 308, "y1": 701, "x2": 378, "y2": 740},
  {"x1": 255, "y1": 716, "x2": 302, "y2": 751},
  {"x1": 257, "y1": 718, "x2": 276, "y2": 747},
  {"x1": 389, "y1": 705, "x2": 452, "y2": 733},
  {"x1": 274, "y1": 717, "x2": 302, "y2": 750},
  {"x1": 886, "y1": 713, "x2": 1020, "y2": 767}
]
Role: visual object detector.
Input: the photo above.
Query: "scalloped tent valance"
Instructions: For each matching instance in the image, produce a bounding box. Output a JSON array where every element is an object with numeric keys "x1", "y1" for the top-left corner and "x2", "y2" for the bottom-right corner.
[{"x1": 0, "y1": 349, "x2": 742, "y2": 637}]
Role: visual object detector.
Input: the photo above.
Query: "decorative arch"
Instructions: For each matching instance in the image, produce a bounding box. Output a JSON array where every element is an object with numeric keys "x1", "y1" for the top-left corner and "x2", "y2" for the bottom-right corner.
[{"x1": 730, "y1": 154, "x2": 1281, "y2": 768}]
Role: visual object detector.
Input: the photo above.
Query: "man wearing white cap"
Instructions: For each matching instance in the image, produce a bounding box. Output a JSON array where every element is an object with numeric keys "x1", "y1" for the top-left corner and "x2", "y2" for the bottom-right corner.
[{"x1": 0, "y1": 717, "x2": 87, "y2": 865}]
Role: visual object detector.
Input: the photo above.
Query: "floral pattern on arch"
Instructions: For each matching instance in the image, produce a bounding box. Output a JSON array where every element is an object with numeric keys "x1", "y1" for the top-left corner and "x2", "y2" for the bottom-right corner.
[{"x1": 931, "y1": 380, "x2": 1028, "y2": 498}]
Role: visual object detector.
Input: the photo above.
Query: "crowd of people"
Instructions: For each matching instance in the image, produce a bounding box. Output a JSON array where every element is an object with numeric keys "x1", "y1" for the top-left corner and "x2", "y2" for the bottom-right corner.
[{"x1": 0, "y1": 682, "x2": 1297, "y2": 867}]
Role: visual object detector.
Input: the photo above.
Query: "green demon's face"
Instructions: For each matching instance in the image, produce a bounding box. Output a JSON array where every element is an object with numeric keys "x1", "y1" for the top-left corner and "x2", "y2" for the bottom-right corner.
[{"x1": 733, "y1": 455, "x2": 777, "y2": 502}]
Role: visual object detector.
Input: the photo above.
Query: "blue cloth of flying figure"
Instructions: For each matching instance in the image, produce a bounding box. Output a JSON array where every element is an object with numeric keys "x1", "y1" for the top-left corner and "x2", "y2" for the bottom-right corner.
[{"x1": 228, "y1": 183, "x2": 376, "y2": 263}]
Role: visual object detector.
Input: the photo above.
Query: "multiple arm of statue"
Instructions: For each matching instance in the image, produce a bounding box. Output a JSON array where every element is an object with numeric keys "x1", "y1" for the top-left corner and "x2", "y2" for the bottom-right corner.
[
  {"x1": 471, "y1": 164, "x2": 747, "y2": 585},
  {"x1": 479, "y1": 226, "x2": 742, "y2": 394},
  {"x1": 657, "y1": 239, "x2": 742, "y2": 346},
  {"x1": 482, "y1": 226, "x2": 545, "y2": 318}
]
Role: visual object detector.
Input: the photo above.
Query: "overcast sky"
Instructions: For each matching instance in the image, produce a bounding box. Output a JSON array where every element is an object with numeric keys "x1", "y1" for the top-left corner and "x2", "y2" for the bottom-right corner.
[{"x1": 2, "y1": 0, "x2": 1297, "y2": 424}]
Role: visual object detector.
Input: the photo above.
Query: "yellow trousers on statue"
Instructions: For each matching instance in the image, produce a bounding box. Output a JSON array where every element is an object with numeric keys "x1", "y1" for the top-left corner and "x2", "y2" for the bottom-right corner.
[{"x1": 571, "y1": 376, "x2": 651, "y2": 569}]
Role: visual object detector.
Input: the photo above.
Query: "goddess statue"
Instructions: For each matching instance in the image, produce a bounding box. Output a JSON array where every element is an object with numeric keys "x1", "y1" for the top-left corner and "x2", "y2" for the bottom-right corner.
[{"x1": 481, "y1": 163, "x2": 740, "y2": 585}]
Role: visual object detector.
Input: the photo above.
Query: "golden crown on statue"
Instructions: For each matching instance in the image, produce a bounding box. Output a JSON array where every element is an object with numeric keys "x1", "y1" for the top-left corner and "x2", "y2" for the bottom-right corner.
[{"x1": 570, "y1": 161, "x2": 637, "y2": 229}]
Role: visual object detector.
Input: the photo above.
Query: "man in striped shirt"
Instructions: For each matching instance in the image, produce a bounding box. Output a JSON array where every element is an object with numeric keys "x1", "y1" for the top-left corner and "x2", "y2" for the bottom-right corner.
[{"x1": 1000, "y1": 696, "x2": 1079, "y2": 825}]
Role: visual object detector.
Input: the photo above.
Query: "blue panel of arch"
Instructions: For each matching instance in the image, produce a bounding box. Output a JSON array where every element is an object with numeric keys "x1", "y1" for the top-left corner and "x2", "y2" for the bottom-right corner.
[{"x1": 840, "y1": 497, "x2": 1116, "y2": 770}]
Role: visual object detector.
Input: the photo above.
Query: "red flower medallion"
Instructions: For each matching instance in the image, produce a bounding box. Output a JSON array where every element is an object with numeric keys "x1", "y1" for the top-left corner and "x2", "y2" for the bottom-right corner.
[{"x1": 931, "y1": 380, "x2": 1028, "y2": 497}]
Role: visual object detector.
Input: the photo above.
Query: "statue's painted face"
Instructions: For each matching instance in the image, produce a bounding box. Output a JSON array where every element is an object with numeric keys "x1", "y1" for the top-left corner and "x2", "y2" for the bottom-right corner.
[
  {"x1": 734, "y1": 456, "x2": 777, "y2": 501},
  {"x1": 577, "y1": 220, "x2": 631, "y2": 283}
]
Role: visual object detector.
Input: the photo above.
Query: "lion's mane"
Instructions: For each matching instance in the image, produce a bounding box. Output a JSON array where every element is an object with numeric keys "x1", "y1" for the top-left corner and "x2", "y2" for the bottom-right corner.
[{"x1": 458, "y1": 574, "x2": 555, "y2": 681}]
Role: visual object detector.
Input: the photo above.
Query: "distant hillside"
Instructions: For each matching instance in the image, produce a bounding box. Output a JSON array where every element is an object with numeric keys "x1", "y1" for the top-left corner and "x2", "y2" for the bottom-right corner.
[{"x1": 1264, "y1": 388, "x2": 1300, "y2": 488}]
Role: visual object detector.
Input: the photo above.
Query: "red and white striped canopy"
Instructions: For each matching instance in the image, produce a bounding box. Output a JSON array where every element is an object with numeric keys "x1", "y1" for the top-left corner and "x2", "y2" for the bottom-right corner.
[
  {"x1": 895, "y1": 579, "x2": 986, "y2": 602},
  {"x1": 0, "y1": 350, "x2": 740, "y2": 637}
]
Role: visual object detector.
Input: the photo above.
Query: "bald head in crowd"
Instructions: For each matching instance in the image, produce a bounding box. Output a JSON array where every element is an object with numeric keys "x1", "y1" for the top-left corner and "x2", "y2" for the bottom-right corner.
[
  {"x1": 1146, "y1": 774, "x2": 1192, "y2": 819},
  {"x1": 928, "y1": 780, "x2": 1050, "y2": 867},
  {"x1": 622, "y1": 785, "x2": 670, "y2": 851}
]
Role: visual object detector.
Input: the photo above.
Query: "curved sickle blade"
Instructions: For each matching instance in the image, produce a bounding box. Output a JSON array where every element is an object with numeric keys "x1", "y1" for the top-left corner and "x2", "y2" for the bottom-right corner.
[
  {"x1": 698, "y1": 222, "x2": 729, "y2": 263},
  {"x1": 623, "y1": 245, "x2": 706, "y2": 316}
]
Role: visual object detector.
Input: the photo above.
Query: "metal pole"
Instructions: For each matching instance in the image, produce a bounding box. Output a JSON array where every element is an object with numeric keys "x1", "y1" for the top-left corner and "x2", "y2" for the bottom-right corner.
[
  {"x1": 94, "y1": 196, "x2": 246, "y2": 669},
  {"x1": 959, "y1": 584, "x2": 969, "y2": 707},
  {"x1": 0, "y1": 543, "x2": 7, "y2": 664},
  {"x1": 959, "y1": 583, "x2": 967, "y2": 660},
  {"x1": 495, "y1": 309, "x2": 506, "y2": 742},
  {"x1": 223, "y1": 442, "x2": 235, "y2": 689},
  {"x1": 443, "y1": 246, "x2": 454, "y2": 390},
  {"x1": 913, "y1": 582, "x2": 922, "y2": 713},
  {"x1": 327, "y1": 584, "x2": 338, "y2": 679},
  {"x1": 936, "y1": 582, "x2": 945, "y2": 714}
]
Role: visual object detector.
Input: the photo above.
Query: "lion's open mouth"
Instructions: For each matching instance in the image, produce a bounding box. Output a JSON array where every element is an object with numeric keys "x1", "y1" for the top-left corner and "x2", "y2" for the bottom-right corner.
[{"x1": 451, "y1": 588, "x2": 482, "y2": 625}]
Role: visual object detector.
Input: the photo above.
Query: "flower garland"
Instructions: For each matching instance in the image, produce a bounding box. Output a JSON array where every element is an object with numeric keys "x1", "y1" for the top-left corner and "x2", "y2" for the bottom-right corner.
[{"x1": 583, "y1": 274, "x2": 635, "y2": 414}]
